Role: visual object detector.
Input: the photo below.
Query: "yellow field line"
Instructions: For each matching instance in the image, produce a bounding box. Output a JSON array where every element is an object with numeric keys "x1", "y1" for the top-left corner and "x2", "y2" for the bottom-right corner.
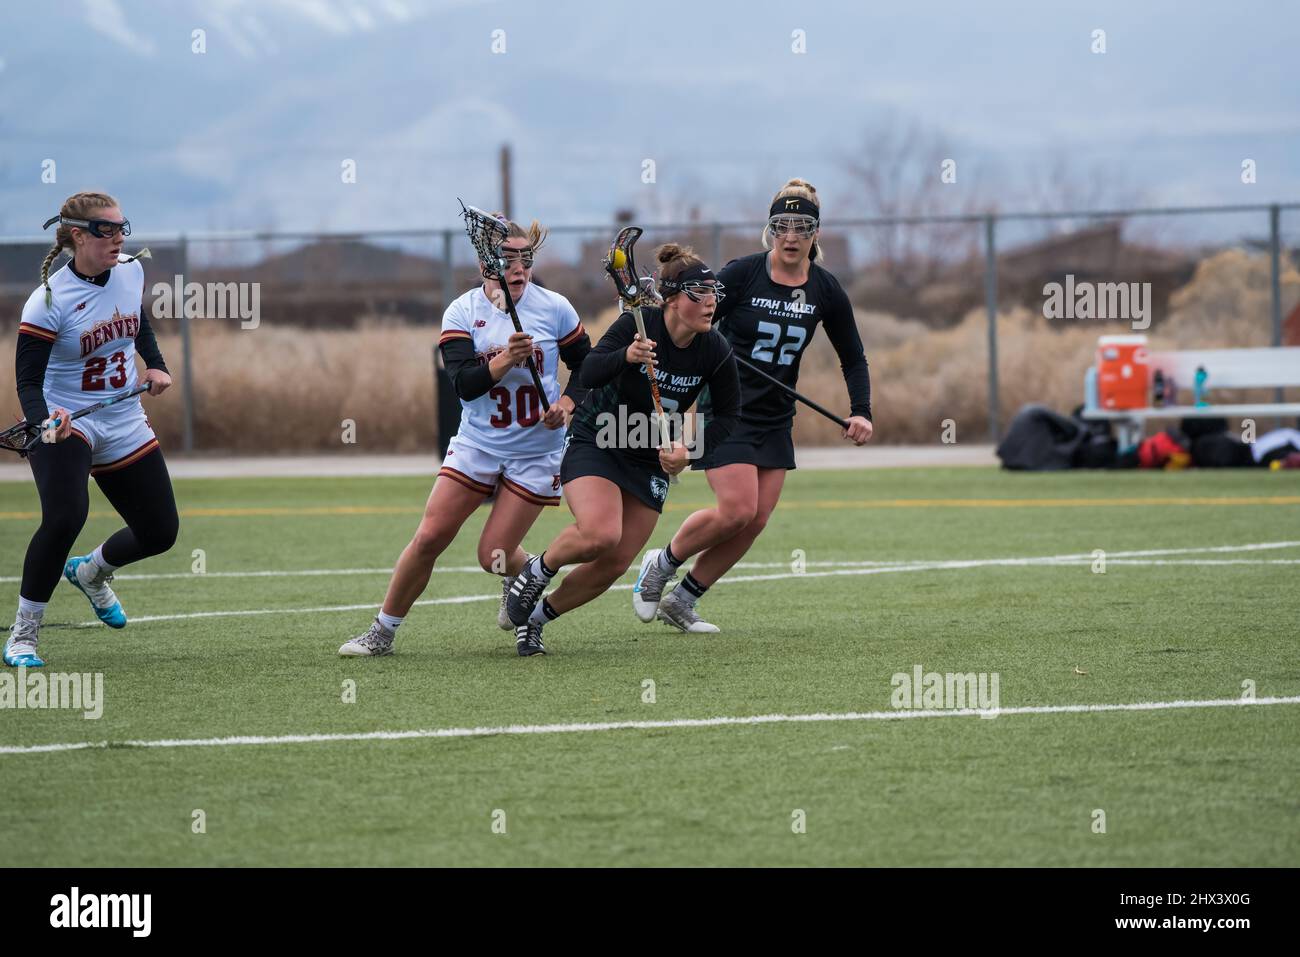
[
  {"x1": 1, "y1": 495, "x2": 1297, "y2": 522},
  {"x1": 793, "y1": 496, "x2": 1300, "y2": 509}
]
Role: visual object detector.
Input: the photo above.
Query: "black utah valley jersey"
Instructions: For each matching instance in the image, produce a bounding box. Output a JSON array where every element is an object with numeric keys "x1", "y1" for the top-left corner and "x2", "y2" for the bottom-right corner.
[
  {"x1": 570, "y1": 307, "x2": 740, "y2": 468},
  {"x1": 711, "y1": 252, "x2": 871, "y2": 428}
]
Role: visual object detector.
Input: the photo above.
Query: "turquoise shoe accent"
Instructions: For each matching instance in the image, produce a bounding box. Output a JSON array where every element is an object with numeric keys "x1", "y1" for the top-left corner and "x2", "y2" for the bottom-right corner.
[
  {"x1": 63, "y1": 555, "x2": 128, "y2": 629},
  {"x1": 3, "y1": 636, "x2": 44, "y2": 668}
]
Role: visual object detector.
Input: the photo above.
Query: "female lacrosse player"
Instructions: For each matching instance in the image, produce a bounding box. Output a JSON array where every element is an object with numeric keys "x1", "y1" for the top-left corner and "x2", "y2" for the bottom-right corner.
[
  {"x1": 632, "y1": 179, "x2": 873, "y2": 634},
  {"x1": 339, "y1": 214, "x2": 591, "y2": 657},
  {"x1": 502, "y1": 243, "x2": 740, "y2": 655},
  {"x1": 4, "y1": 192, "x2": 177, "y2": 668}
]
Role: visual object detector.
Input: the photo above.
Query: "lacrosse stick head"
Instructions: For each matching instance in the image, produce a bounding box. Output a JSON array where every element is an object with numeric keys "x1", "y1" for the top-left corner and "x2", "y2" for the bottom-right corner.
[
  {"x1": 0, "y1": 423, "x2": 40, "y2": 457},
  {"x1": 603, "y1": 226, "x2": 660, "y2": 306},
  {"x1": 458, "y1": 199, "x2": 510, "y2": 280}
]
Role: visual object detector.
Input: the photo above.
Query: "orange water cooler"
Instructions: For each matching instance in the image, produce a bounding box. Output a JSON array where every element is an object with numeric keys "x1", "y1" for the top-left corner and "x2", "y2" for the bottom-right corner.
[{"x1": 1096, "y1": 335, "x2": 1150, "y2": 410}]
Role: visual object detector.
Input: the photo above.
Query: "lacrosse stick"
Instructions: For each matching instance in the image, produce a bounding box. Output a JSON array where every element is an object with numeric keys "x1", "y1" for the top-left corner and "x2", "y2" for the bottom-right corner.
[
  {"x1": 603, "y1": 226, "x2": 683, "y2": 482},
  {"x1": 727, "y1": 349, "x2": 850, "y2": 429},
  {"x1": 457, "y1": 200, "x2": 549, "y2": 412},
  {"x1": 1, "y1": 384, "x2": 151, "y2": 457}
]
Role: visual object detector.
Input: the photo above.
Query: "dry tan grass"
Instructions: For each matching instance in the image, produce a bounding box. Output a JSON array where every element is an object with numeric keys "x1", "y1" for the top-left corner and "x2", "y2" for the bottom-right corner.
[
  {"x1": 1, "y1": 322, "x2": 438, "y2": 453},
  {"x1": 1155, "y1": 248, "x2": 1300, "y2": 350},
  {"x1": 3, "y1": 251, "x2": 1292, "y2": 451},
  {"x1": 793, "y1": 306, "x2": 1100, "y2": 444}
]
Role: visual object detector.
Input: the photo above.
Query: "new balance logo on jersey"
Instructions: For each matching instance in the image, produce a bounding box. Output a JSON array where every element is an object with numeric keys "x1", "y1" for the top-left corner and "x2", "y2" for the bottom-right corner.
[
  {"x1": 474, "y1": 319, "x2": 487, "y2": 327},
  {"x1": 75, "y1": 302, "x2": 87, "y2": 311},
  {"x1": 79, "y1": 307, "x2": 140, "y2": 357}
]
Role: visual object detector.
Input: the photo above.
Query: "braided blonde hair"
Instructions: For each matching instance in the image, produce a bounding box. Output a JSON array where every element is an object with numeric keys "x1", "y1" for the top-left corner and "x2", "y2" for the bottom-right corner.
[{"x1": 41, "y1": 191, "x2": 119, "y2": 306}]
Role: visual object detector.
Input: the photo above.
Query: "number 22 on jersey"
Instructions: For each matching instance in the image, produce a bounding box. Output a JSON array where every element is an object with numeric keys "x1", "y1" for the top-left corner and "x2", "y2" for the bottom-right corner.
[{"x1": 751, "y1": 321, "x2": 807, "y2": 366}]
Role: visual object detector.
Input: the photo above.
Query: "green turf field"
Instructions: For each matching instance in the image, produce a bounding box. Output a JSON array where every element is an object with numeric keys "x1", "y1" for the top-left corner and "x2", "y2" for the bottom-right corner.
[{"x1": 1, "y1": 466, "x2": 1297, "y2": 866}]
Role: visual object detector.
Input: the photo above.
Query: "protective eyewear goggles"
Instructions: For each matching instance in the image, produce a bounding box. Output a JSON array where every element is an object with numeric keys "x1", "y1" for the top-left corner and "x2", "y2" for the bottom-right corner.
[
  {"x1": 498, "y1": 248, "x2": 535, "y2": 269},
  {"x1": 43, "y1": 215, "x2": 132, "y2": 239},
  {"x1": 668, "y1": 280, "x2": 725, "y2": 303},
  {"x1": 767, "y1": 215, "x2": 818, "y2": 239}
]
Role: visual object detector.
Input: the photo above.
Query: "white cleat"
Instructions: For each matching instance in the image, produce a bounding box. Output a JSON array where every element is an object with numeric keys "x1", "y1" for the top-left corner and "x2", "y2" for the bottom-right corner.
[
  {"x1": 632, "y1": 549, "x2": 676, "y2": 623},
  {"x1": 338, "y1": 618, "x2": 395, "y2": 657},
  {"x1": 657, "y1": 588, "x2": 720, "y2": 634},
  {"x1": 3, "y1": 610, "x2": 45, "y2": 667},
  {"x1": 498, "y1": 576, "x2": 513, "y2": 630}
]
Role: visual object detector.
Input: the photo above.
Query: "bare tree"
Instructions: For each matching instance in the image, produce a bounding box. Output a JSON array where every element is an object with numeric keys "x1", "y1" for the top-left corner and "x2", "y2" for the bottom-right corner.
[
  {"x1": 1012, "y1": 149, "x2": 1146, "y2": 241},
  {"x1": 841, "y1": 119, "x2": 989, "y2": 292}
]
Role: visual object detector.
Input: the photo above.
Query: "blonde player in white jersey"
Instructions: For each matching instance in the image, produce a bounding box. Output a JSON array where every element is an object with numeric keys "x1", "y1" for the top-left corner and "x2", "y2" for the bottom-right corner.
[
  {"x1": 4, "y1": 192, "x2": 177, "y2": 669},
  {"x1": 339, "y1": 213, "x2": 591, "y2": 658}
]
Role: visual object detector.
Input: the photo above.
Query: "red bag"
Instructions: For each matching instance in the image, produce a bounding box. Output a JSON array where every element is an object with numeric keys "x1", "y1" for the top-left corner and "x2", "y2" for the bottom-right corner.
[{"x1": 1138, "y1": 430, "x2": 1190, "y2": 469}]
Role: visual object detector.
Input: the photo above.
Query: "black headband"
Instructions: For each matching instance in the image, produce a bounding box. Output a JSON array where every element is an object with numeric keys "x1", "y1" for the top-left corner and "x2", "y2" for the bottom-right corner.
[
  {"x1": 660, "y1": 262, "x2": 715, "y2": 294},
  {"x1": 675, "y1": 263, "x2": 714, "y2": 284},
  {"x1": 769, "y1": 196, "x2": 819, "y2": 220}
]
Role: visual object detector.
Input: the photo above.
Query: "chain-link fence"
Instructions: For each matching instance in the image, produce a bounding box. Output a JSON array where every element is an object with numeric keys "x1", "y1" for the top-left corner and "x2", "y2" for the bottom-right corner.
[{"x1": 2, "y1": 202, "x2": 1296, "y2": 452}]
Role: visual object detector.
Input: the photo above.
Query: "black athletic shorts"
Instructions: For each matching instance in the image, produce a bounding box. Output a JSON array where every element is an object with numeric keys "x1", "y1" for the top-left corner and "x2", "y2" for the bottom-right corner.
[
  {"x1": 560, "y1": 437, "x2": 671, "y2": 513},
  {"x1": 693, "y1": 420, "x2": 796, "y2": 471}
]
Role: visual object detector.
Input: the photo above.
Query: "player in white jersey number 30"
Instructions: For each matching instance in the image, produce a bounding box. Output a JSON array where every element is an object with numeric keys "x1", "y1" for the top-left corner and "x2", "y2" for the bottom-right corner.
[
  {"x1": 5, "y1": 191, "x2": 178, "y2": 669},
  {"x1": 339, "y1": 213, "x2": 592, "y2": 658}
]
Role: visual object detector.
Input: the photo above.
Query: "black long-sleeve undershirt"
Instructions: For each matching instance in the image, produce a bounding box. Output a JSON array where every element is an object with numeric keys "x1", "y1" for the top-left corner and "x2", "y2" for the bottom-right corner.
[
  {"x1": 15, "y1": 334, "x2": 53, "y2": 423},
  {"x1": 135, "y1": 313, "x2": 169, "y2": 374}
]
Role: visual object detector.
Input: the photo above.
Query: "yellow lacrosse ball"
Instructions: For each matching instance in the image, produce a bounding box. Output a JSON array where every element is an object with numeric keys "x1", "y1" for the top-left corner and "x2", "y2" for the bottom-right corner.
[{"x1": 611, "y1": 249, "x2": 627, "y2": 269}]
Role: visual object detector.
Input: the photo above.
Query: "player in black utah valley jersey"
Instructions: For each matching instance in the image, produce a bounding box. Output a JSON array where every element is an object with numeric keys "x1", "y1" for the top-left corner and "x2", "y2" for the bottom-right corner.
[
  {"x1": 502, "y1": 243, "x2": 740, "y2": 654},
  {"x1": 631, "y1": 178, "x2": 873, "y2": 634}
]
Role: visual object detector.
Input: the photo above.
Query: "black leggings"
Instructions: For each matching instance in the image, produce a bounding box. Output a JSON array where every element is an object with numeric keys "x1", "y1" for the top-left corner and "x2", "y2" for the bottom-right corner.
[{"x1": 21, "y1": 439, "x2": 179, "y2": 602}]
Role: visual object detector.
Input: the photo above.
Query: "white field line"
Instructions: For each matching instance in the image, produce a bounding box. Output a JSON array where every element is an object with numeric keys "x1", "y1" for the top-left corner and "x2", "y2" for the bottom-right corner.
[
  {"x1": 7, "y1": 539, "x2": 1297, "y2": 585},
  {"x1": 1100, "y1": 559, "x2": 1300, "y2": 566},
  {"x1": 0, "y1": 559, "x2": 924, "y2": 584},
  {"x1": 42, "y1": 540, "x2": 1300, "y2": 628},
  {"x1": 2, "y1": 695, "x2": 1296, "y2": 757}
]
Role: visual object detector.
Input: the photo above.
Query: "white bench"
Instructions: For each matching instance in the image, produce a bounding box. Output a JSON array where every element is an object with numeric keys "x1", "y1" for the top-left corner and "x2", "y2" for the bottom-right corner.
[{"x1": 1081, "y1": 346, "x2": 1300, "y2": 447}]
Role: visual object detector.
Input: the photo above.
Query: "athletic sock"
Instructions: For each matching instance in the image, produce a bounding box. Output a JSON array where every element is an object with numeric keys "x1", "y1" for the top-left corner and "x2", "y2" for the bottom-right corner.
[
  {"x1": 535, "y1": 553, "x2": 558, "y2": 580},
  {"x1": 17, "y1": 596, "x2": 47, "y2": 619},
  {"x1": 376, "y1": 611, "x2": 404, "y2": 633},
  {"x1": 659, "y1": 543, "x2": 684, "y2": 572},
  {"x1": 528, "y1": 597, "x2": 560, "y2": 625},
  {"x1": 677, "y1": 573, "x2": 709, "y2": 607},
  {"x1": 90, "y1": 544, "x2": 119, "y2": 575}
]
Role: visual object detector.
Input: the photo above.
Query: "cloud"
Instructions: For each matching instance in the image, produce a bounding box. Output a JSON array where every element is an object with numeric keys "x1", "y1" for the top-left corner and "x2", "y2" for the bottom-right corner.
[{"x1": 81, "y1": 0, "x2": 156, "y2": 55}]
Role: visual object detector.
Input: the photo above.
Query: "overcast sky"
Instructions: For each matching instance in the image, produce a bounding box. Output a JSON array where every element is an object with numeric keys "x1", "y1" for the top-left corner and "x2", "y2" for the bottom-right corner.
[{"x1": 1, "y1": 0, "x2": 1296, "y2": 240}]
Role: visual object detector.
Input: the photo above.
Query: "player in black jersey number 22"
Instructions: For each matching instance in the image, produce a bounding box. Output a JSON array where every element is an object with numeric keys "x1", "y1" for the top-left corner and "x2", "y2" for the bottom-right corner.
[{"x1": 633, "y1": 179, "x2": 873, "y2": 633}]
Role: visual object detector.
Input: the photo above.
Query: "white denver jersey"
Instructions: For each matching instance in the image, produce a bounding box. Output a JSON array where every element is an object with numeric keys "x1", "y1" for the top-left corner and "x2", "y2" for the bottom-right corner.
[
  {"x1": 19, "y1": 257, "x2": 145, "y2": 417},
  {"x1": 438, "y1": 282, "x2": 584, "y2": 458}
]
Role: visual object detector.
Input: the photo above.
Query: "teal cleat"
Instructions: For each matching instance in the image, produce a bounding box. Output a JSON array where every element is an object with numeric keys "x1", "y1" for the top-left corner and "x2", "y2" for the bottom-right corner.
[
  {"x1": 4, "y1": 611, "x2": 45, "y2": 667},
  {"x1": 64, "y1": 555, "x2": 127, "y2": 629}
]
